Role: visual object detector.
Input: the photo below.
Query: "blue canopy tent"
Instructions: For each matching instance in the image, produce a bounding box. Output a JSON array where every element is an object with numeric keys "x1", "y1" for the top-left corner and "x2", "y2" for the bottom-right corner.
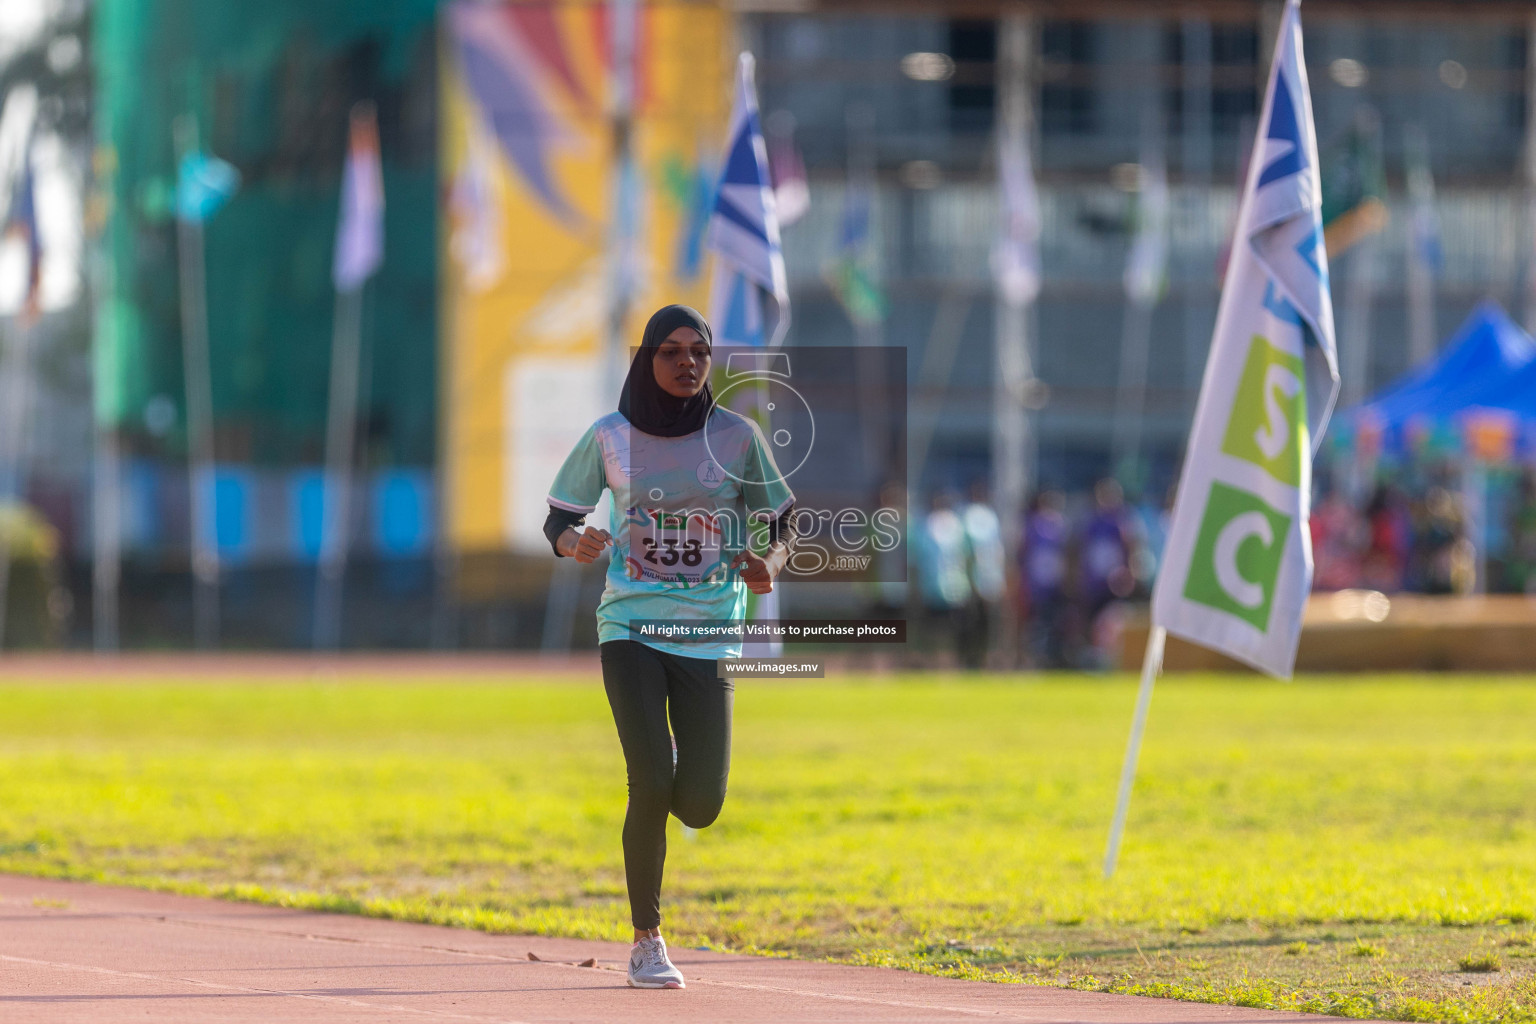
[
  {"x1": 1455, "y1": 337, "x2": 1536, "y2": 423},
  {"x1": 1337, "y1": 301, "x2": 1536, "y2": 458},
  {"x1": 1330, "y1": 302, "x2": 1536, "y2": 593}
]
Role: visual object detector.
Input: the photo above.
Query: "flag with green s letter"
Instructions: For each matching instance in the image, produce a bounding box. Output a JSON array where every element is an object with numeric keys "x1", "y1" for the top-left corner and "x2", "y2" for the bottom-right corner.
[{"x1": 1151, "y1": 0, "x2": 1338, "y2": 678}]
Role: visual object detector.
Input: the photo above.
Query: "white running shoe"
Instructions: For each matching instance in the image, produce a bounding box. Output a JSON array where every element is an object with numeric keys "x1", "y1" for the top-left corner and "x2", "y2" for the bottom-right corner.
[{"x1": 627, "y1": 934, "x2": 686, "y2": 989}]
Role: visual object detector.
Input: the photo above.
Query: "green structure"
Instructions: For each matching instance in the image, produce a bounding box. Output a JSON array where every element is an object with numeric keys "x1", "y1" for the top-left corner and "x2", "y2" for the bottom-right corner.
[{"x1": 93, "y1": 0, "x2": 439, "y2": 467}]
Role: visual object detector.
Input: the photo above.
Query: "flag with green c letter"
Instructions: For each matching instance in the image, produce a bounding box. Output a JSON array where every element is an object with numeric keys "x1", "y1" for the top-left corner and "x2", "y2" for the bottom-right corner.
[
  {"x1": 1151, "y1": 0, "x2": 1339, "y2": 678},
  {"x1": 1183, "y1": 482, "x2": 1293, "y2": 632}
]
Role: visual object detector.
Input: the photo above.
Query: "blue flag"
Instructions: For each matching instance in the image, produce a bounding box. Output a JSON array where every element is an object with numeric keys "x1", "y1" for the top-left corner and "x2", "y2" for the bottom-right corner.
[
  {"x1": 3, "y1": 140, "x2": 41, "y2": 320},
  {"x1": 706, "y1": 53, "x2": 789, "y2": 348}
]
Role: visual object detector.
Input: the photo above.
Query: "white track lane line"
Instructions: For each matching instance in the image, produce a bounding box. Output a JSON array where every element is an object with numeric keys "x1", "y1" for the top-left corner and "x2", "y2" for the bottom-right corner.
[
  {"x1": 150, "y1": 915, "x2": 1039, "y2": 1021},
  {"x1": 0, "y1": 953, "x2": 536, "y2": 1024},
  {"x1": 32, "y1": 905, "x2": 1293, "y2": 1023}
]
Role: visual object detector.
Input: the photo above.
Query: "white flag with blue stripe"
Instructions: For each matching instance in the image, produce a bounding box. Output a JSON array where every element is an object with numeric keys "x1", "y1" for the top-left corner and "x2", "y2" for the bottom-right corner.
[
  {"x1": 1151, "y1": 0, "x2": 1338, "y2": 678},
  {"x1": 707, "y1": 53, "x2": 789, "y2": 348}
]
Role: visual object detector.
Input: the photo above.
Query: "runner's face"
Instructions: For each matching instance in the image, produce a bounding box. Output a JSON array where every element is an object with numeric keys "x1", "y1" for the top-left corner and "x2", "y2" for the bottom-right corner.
[{"x1": 653, "y1": 327, "x2": 710, "y2": 398}]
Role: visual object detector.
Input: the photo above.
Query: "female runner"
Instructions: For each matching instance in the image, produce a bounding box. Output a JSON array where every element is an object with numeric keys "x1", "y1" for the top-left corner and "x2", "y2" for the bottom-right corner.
[{"x1": 543, "y1": 304, "x2": 796, "y2": 989}]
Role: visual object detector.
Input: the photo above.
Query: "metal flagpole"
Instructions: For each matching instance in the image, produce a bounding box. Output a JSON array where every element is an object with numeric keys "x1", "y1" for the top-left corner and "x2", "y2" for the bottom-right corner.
[
  {"x1": 1405, "y1": 244, "x2": 1436, "y2": 368},
  {"x1": 1182, "y1": 16, "x2": 1215, "y2": 411},
  {"x1": 1404, "y1": 125, "x2": 1437, "y2": 368},
  {"x1": 429, "y1": 403, "x2": 456, "y2": 649},
  {"x1": 845, "y1": 101, "x2": 886, "y2": 483},
  {"x1": 1339, "y1": 237, "x2": 1378, "y2": 412},
  {"x1": 1103, "y1": 624, "x2": 1165, "y2": 878},
  {"x1": 175, "y1": 115, "x2": 220, "y2": 650},
  {"x1": 1113, "y1": 100, "x2": 1167, "y2": 486},
  {"x1": 994, "y1": 11, "x2": 1037, "y2": 584},
  {"x1": 430, "y1": 207, "x2": 456, "y2": 654},
  {"x1": 429, "y1": 523, "x2": 456, "y2": 648},
  {"x1": 315, "y1": 101, "x2": 383, "y2": 650},
  {"x1": 315, "y1": 286, "x2": 364, "y2": 650},
  {"x1": 1111, "y1": 296, "x2": 1155, "y2": 480},
  {"x1": 1339, "y1": 108, "x2": 1382, "y2": 413},
  {"x1": 93, "y1": 427, "x2": 121, "y2": 651},
  {"x1": 91, "y1": 227, "x2": 122, "y2": 652},
  {"x1": 431, "y1": 115, "x2": 467, "y2": 652},
  {"x1": 909, "y1": 287, "x2": 973, "y2": 489},
  {"x1": 0, "y1": 317, "x2": 35, "y2": 648}
]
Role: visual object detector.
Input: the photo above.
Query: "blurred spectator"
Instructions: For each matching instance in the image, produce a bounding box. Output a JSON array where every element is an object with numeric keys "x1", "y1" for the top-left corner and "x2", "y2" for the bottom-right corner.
[
  {"x1": 959, "y1": 481, "x2": 1006, "y2": 670},
  {"x1": 1506, "y1": 470, "x2": 1536, "y2": 593},
  {"x1": 1129, "y1": 484, "x2": 1173, "y2": 592},
  {"x1": 1415, "y1": 486, "x2": 1477, "y2": 595},
  {"x1": 1077, "y1": 479, "x2": 1140, "y2": 667},
  {"x1": 916, "y1": 490, "x2": 969, "y2": 665},
  {"x1": 1310, "y1": 486, "x2": 1366, "y2": 590},
  {"x1": 901, "y1": 457, "x2": 1536, "y2": 675},
  {"x1": 1361, "y1": 485, "x2": 1412, "y2": 592},
  {"x1": 860, "y1": 479, "x2": 909, "y2": 619},
  {"x1": 854, "y1": 480, "x2": 910, "y2": 671},
  {"x1": 1019, "y1": 490, "x2": 1069, "y2": 668},
  {"x1": 1079, "y1": 479, "x2": 1138, "y2": 612}
]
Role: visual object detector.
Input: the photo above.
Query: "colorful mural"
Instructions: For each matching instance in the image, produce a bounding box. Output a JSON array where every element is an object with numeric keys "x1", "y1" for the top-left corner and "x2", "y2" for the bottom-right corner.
[{"x1": 440, "y1": 0, "x2": 730, "y2": 560}]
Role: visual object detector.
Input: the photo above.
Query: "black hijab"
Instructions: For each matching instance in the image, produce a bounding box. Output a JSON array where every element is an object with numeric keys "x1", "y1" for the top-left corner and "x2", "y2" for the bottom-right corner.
[{"x1": 618, "y1": 304, "x2": 714, "y2": 437}]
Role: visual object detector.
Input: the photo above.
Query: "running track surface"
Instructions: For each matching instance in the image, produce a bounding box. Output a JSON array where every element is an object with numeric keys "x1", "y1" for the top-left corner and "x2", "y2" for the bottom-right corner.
[{"x1": 1, "y1": 876, "x2": 1344, "y2": 1024}]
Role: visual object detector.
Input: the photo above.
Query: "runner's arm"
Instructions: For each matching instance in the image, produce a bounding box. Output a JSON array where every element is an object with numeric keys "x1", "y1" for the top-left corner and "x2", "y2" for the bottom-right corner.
[
  {"x1": 543, "y1": 508, "x2": 612, "y2": 562},
  {"x1": 763, "y1": 504, "x2": 798, "y2": 574},
  {"x1": 740, "y1": 420, "x2": 796, "y2": 575},
  {"x1": 546, "y1": 424, "x2": 607, "y2": 559},
  {"x1": 732, "y1": 506, "x2": 798, "y2": 592},
  {"x1": 544, "y1": 507, "x2": 585, "y2": 557}
]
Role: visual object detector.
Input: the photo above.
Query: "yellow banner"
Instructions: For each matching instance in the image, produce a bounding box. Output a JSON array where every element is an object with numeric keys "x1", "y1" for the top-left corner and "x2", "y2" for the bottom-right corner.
[{"x1": 440, "y1": 0, "x2": 730, "y2": 556}]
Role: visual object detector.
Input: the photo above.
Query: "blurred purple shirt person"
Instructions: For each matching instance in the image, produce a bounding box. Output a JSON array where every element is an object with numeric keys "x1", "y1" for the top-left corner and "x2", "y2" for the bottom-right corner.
[
  {"x1": 1020, "y1": 491, "x2": 1069, "y2": 667},
  {"x1": 1080, "y1": 479, "x2": 1136, "y2": 615},
  {"x1": 1022, "y1": 497, "x2": 1067, "y2": 604}
]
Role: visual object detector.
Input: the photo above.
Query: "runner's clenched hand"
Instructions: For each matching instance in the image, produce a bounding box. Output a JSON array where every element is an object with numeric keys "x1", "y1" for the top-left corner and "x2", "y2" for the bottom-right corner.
[
  {"x1": 568, "y1": 527, "x2": 613, "y2": 564},
  {"x1": 730, "y1": 549, "x2": 777, "y2": 594}
]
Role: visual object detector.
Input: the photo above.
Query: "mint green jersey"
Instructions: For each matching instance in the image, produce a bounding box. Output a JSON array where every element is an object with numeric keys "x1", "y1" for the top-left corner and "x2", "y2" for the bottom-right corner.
[{"x1": 547, "y1": 407, "x2": 794, "y2": 659}]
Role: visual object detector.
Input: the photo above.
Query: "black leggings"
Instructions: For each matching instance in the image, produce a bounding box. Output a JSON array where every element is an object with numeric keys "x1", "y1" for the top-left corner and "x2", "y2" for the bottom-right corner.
[{"x1": 599, "y1": 639, "x2": 733, "y2": 931}]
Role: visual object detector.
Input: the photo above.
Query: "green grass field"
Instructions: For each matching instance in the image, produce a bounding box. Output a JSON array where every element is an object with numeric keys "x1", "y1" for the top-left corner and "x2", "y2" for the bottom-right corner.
[{"x1": 2, "y1": 673, "x2": 1534, "y2": 1022}]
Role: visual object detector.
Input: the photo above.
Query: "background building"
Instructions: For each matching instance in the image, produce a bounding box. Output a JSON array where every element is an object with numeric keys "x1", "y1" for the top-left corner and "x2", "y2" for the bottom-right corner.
[
  {"x1": 746, "y1": 0, "x2": 1536, "y2": 499},
  {"x1": 1, "y1": 0, "x2": 1533, "y2": 647}
]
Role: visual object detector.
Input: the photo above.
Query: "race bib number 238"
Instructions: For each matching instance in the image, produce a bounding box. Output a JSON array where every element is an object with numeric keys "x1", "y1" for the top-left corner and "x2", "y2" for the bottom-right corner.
[{"x1": 624, "y1": 508, "x2": 726, "y2": 585}]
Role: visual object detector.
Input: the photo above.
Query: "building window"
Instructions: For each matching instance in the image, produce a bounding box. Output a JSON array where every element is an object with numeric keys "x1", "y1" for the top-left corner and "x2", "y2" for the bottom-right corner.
[
  {"x1": 1210, "y1": 23, "x2": 1258, "y2": 136},
  {"x1": 1040, "y1": 20, "x2": 1096, "y2": 135},
  {"x1": 1161, "y1": 21, "x2": 1258, "y2": 140},
  {"x1": 947, "y1": 19, "x2": 996, "y2": 133}
]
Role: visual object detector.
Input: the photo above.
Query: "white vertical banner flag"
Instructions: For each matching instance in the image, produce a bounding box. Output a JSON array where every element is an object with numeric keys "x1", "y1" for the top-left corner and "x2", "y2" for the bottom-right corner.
[
  {"x1": 1151, "y1": 0, "x2": 1337, "y2": 678},
  {"x1": 991, "y1": 124, "x2": 1041, "y2": 308},
  {"x1": 1123, "y1": 133, "x2": 1169, "y2": 304},
  {"x1": 333, "y1": 105, "x2": 385, "y2": 293}
]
